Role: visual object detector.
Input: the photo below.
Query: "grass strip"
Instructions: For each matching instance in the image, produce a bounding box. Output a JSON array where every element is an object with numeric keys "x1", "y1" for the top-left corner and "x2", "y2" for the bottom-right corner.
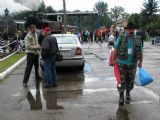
[{"x1": 0, "y1": 52, "x2": 26, "y2": 73}]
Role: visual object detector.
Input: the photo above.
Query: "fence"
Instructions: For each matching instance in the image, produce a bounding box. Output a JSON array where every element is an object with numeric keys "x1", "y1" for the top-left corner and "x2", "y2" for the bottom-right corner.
[{"x1": 0, "y1": 39, "x2": 25, "y2": 62}]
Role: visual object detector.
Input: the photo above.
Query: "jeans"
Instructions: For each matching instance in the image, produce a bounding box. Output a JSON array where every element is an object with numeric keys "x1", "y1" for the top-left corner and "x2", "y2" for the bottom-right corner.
[{"x1": 44, "y1": 57, "x2": 57, "y2": 86}]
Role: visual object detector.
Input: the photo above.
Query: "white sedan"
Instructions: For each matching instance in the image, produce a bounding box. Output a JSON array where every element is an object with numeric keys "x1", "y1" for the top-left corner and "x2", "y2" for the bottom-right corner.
[{"x1": 40, "y1": 34, "x2": 85, "y2": 70}]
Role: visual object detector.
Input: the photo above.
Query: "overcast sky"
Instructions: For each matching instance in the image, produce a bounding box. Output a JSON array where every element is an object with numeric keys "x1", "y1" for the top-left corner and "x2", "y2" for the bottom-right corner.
[
  {"x1": 43, "y1": 0, "x2": 145, "y2": 14},
  {"x1": 0, "y1": 0, "x2": 159, "y2": 15}
]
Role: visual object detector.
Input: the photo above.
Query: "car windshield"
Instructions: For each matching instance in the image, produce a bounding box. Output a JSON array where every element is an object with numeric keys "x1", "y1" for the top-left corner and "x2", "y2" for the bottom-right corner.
[{"x1": 55, "y1": 36, "x2": 78, "y2": 44}]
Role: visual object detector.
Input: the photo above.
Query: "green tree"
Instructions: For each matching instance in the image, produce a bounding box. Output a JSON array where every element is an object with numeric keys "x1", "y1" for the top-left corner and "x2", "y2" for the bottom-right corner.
[
  {"x1": 140, "y1": 0, "x2": 159, "y2": 35},
  {"x1": 37, "y1": 0, "x2": 46, "y2": 13},
  {"x1": 110, "y1": 6, "x2": 125, "y2": 22},
  {"x1": 142, "y1": 0, "x2": 159, "y2": 16},
  {"x1": 46, "y1": 6, "x2": 57, "y2": 13},
  {"x1": 93, "y1": 1, "x2": 111, "y2": 27},
  {"x1": 128, "y1": 13, "x2": 140, "y2": 28},
  {"x1": 94, "y1": 1, "x2": 108, "y2": 16},
  {"x1": 121, "y1": 12, "x2": 130, "y2": 20}
]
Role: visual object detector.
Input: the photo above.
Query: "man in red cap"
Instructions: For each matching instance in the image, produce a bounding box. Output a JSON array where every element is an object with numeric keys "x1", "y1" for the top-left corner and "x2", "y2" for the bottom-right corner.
[{"x1": 41, "y1": 27, "x2": 59, "y2": 88}]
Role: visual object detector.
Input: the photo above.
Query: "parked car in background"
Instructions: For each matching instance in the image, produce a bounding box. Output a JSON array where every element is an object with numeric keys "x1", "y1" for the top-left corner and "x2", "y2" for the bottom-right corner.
[
  {"x1": 40, "y1": 34, "x2": 85, "y2": 71},
  {"x1": 152, "y1": 36, "x2": 160, "y2": 45}
]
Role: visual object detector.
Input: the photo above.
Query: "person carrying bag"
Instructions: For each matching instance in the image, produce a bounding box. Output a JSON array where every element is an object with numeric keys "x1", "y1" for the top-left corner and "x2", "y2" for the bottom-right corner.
[{"x1": 113, "y1": 26, "x2": 143, "y2": 105}]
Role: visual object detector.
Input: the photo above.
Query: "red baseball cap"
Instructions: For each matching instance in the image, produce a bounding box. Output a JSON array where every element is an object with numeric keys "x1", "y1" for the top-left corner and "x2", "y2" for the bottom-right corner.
[{"x1": 43, "y1": 27, "x2": 51, "y2": 33}]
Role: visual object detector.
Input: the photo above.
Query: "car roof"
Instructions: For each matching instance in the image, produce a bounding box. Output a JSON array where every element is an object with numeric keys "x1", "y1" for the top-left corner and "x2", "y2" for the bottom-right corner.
[{"x1": 51, "y1": 34, "x2": 76, "y2": 37}]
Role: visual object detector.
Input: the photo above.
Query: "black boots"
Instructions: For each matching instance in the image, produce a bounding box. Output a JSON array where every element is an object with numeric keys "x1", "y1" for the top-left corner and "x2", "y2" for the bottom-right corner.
[
  {"x1": 119, "y1": 91, "x2": 131, "y2": 105},
  {"x1": 126, "y1": 90, "x2": 131, "y2": 104},
  {"x1": 119, "y1": 92, "x2": 124, "y2": 105}
]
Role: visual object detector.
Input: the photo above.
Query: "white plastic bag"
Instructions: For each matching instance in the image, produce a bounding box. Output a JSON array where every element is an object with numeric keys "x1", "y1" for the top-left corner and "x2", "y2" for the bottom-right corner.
[{"x1": 134, "y1": 68, "x2": 141, "y2": 86}]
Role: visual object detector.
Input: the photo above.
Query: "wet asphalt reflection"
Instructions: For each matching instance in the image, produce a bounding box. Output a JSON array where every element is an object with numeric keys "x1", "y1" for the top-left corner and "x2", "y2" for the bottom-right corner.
[{"x1": 22, "y1": 63, "x2": 92, "y2": 110}]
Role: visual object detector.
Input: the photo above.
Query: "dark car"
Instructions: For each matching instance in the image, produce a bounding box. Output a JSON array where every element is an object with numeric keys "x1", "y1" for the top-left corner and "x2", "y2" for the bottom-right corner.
[{"x1": 152, "y1": 36, "x2": 160, "y2": 45}]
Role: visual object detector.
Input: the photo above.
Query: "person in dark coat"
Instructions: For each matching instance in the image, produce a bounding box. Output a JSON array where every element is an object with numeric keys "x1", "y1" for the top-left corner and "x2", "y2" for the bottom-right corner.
[
  {"x1": 38, "y1": 31, "x2": 45, "y2": 46},
  {"x1": 41, "y1": 27, "x2": 59, "y2": 88}
]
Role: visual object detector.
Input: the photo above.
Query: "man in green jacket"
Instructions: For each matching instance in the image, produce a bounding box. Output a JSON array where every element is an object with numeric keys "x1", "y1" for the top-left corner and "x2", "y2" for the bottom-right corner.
[{"x1": 113, "y1": 26, "x2": 143, "y2": 105}]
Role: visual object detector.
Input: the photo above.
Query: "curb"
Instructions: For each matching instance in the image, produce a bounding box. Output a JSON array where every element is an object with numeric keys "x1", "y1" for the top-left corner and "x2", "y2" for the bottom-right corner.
[{"x1": 0, "y1": 55, "x2": 26, "y2": 80}]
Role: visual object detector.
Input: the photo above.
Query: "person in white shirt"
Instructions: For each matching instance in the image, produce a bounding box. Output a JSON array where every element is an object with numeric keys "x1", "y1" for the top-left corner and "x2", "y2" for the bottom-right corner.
[{"x1": 108, "y1": 32, "x2": 115, "y2": 47}]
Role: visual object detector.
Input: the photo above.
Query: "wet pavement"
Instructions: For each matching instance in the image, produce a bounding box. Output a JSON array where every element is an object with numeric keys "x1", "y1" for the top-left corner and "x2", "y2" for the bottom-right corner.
[{"x1": 0, "y1": 42, "x2": 160, "y2": 120}]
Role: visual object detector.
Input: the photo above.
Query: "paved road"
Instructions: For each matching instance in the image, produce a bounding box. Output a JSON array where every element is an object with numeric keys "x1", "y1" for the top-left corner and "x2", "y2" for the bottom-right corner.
[{"x1": 0, "y1": 42, "x2": 160, "y2": 120}]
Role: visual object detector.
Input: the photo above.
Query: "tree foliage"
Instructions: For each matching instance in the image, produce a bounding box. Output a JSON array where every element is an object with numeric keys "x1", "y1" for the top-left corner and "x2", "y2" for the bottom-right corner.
[
  {"x1": 93, "y1": 1, "x2": 112, "y2": 28},
  {"x1": 142, "y1": 0, "x2": 159, "y2": 16},
  {"x1": 94, "y1": 1, "x2": 108, "y2": 16},
  {"x1": 110, "y1": 6, "x2": 124, "y2": 22},
  {"x1": 37, "y1": 0, "x2": 46, "y2": 13},
  {"x1": 140, "y1": 0, "x2": 159, "y2": 35},
  {"x1": 127, "y1": 13, "x2": 140, "y2": 28},
  {"x1": 46, "y1": 6, "x2": 57, "y2": 13}
]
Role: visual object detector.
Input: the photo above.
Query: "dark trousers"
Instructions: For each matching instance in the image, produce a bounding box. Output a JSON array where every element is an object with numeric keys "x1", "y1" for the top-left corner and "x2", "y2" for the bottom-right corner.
[
  {"x1": 23, "y1": 53, "x2": 39, "y2": 84},
  {"x1": 141, "y1": 38, "x2": 144, "y2": 47}
]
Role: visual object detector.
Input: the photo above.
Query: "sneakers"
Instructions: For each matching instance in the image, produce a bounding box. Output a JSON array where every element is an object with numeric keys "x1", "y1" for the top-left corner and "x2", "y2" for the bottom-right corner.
[{"x1": 22, "y1": 83, "x2": 28, "y2": 87}]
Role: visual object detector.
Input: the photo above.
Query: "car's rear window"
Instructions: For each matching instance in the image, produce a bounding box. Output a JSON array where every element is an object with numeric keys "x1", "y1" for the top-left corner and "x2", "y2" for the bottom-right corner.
[
  {"x1": 55, "y1": 36, "x2": 78, "y2": 44},
  {"x1": 156, "y1": 36, "x2": 160, "y2": 40}
]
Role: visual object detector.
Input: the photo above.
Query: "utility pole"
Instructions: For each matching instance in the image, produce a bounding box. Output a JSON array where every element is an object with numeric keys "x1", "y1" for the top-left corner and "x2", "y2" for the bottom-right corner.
[{"x1": 63, "y1": 0, "x2": 67, "y2": 33}]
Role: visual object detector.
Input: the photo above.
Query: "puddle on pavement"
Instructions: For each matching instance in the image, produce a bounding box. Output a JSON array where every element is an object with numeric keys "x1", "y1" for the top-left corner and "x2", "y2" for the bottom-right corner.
[
  {"x1": 21, "y1": 88, "x2": 83, "y2": 110},
  {"x1": 20, "y1": 63, "x2": 116, "y2": 111},
  {"x1": 116, "y1": 106, "x2": 130, "y2": 120}
]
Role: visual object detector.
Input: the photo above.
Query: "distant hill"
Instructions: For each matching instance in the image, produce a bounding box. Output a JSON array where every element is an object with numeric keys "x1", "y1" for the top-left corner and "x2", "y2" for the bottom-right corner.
[{"x1": 0, "y1": 0, "x2": 30, "y2": 15}]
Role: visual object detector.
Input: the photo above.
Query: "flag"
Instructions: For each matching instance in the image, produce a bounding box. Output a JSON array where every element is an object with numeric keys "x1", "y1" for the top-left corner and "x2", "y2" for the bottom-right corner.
[{"x1": 14, "y1": 0, "x2": 40, "y2": 11}]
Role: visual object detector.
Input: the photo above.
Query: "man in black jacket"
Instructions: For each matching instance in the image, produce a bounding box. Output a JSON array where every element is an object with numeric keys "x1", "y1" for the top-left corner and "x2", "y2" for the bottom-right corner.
[{"x1": 41, "y1": 27, "x2": 59, "y2": 88}]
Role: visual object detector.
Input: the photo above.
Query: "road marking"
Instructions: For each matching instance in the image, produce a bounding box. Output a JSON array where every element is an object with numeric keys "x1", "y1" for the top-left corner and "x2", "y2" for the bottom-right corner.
[
  {"x1": 83, "y1": 88, "x2": 117, "y2": 94},
  {"x1": 136, "y1": 86, "x2": 159, "y2": 101}
]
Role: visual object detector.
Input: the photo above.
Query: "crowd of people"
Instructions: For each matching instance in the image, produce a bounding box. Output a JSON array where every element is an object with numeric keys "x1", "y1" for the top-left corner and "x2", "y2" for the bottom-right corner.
[
  {"x1": 0, "y1": 30, "x2": 27, "y2": 53},
  {"x1": 0, "y1": 23, "x2": 146, "y2": 106}
]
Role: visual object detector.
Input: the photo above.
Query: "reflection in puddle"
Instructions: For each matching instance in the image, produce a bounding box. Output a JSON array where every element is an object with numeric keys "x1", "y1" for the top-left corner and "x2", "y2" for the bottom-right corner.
[
  {"x1": 116, "y1": 106, "x2": 130, "y2": 120},
  {"x1": 27, "y1": 90, "x2": 42, "y2": 110},
  {"x1": 23, "y1": 89, "x2": 64, "y2": 110},
  {"x1": 22, "y1": 88, "x2": 83, "y2": 110}
]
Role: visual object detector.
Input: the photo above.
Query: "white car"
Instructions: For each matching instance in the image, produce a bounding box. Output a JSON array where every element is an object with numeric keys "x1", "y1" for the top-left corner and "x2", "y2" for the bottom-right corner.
[{"x1": 40, "y1": 34, "x2": 85, "y2": 70}]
